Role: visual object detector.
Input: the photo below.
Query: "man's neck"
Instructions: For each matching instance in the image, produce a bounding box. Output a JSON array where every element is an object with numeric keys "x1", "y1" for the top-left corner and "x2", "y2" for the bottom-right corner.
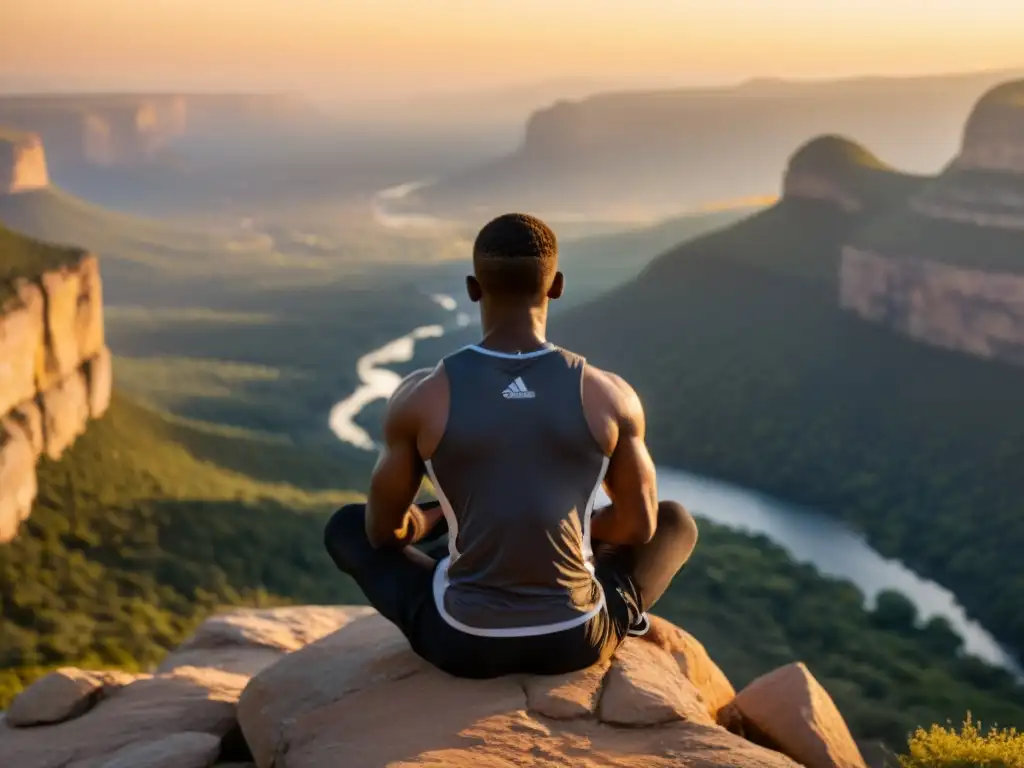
[{"x1": 478, "y1": 302, "x2": 549, "y2": 354}]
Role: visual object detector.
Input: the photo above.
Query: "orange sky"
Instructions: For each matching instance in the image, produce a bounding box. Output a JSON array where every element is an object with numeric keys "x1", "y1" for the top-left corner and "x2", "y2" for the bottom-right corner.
[{"x1": 3, "y1": 0, "x2": 1023, "y2": 97}]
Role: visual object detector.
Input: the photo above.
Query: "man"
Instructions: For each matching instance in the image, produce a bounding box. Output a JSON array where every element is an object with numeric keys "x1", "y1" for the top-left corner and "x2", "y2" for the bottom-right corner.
[{"x1": 324, "y1": 213, "x2": 697, "y2": 679}]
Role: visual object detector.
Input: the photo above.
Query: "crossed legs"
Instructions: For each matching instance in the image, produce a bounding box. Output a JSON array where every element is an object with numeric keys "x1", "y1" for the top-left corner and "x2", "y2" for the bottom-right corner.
[
  {"x1": 592, "y1": 500, "x2": 699, "y2": 618},
  {"x1": 324, "y1": 499, "x2": 697, "y2": 630}
]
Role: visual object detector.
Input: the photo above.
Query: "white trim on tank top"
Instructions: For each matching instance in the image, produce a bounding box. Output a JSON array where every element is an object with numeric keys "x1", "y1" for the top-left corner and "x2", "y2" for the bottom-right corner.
[
  {"x1": 462, "y1": 343, "x2": 557, "y2": 359},
  {"x1": 424, "y1": 455, "x2": 611, "y2": 638}
]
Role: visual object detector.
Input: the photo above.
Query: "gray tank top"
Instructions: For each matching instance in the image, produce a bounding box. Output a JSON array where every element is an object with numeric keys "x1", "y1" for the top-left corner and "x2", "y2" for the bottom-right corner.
[{"x1": 425, "y1": 342, "x2": 610, "y2": 637}]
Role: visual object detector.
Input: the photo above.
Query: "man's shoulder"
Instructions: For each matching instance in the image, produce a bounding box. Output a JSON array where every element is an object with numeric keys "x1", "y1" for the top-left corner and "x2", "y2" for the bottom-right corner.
[
  {"x1": 394, "y1": 364, "x2": 446, "y2": 403},
  {"x1": 583, "y1": 363, "x2": 637, "y2": 399},
  {"x1": 582, "y1": 363, "x2": 644, "y2": 420}
]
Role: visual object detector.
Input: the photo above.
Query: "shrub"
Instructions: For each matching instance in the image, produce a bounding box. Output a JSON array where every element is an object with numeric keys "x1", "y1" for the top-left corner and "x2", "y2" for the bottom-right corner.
[{"x1": 900, "y1": 713, "x2": 1024, "y2": 767}]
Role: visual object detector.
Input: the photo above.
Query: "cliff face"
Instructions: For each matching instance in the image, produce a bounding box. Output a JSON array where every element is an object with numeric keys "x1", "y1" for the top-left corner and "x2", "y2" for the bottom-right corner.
[
  {"x1": 0, "y1": 96, "x2": 188, "y2": 169},
  {"x1": 0, "y1": 247, "x2": 110, "y2": 542},
  {"x1": 0, "y1": 94, "x2": 315, "y2": 172},
  {"x1": 0, "y1": 133, "x2": 49, "y2": 193},
  {"x1": 839, "y1": 80, "x2": 1024, "y2": 365},
  {"x1": 840, "y1": 248, "x2": 1024, "y2": 365}
]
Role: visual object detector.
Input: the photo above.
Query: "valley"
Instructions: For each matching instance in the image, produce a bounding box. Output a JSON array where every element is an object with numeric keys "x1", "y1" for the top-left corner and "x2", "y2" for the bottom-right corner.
[{"x1": 3, "y1": 65, "x2": 1024, "y2": 760}]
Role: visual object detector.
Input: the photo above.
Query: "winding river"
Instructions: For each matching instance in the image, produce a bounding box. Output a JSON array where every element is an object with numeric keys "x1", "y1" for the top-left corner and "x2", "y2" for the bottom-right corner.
[{"x1": 329, "y1": 182, "x2": 1022, "y2": 676}]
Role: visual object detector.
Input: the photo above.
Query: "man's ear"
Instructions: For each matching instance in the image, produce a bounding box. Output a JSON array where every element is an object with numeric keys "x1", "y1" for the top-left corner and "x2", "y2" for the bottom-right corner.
[
  {"x1": 547, "y1": 271, "x2": 565, "y2": 300},
  {"x1": 466, "y1": 275, "x2": 482, "y2": 303}
]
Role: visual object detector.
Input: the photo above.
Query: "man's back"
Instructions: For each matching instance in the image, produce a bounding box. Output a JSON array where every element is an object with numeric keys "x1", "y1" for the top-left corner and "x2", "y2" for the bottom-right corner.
[
  {"x1": 423, "y1": 343, "x2": 608, "y2": 635},
  {"x1": 324, "y1": 212, "x2": 696, "y2": 680}
]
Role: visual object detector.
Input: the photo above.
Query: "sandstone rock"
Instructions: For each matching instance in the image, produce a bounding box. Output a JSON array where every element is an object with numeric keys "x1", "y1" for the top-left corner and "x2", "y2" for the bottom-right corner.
[
  {"x1": 643, "y1": 614, "x2": 736, "y2": 719},
  {"x1": 598, "y1": 637, "x2": 714, "y2": 727},
  {"x1": 157, "y1": 605, "x2": 373, "y2": 677},
  {"x1": 84, "y1": 347, "x2": 113, "y2": 419},
  {"x1": 176, "y1": 605, "x2": 374, "y2": 654},
  {"x1": 0, "y1": 132, "x2": 50, "y2": 193},
  {"x1": 839, "y1": 247, "x2": 1024, "y2": 367},
  {"x1": 39, "y1": 256, "x2": 104, "y2": 387},
  {"x1": 41, "y1": 369, "x2": 90, "y2": 459},
  {"x1": 0, "y1": 418, "x2": 38, "y2": 542},
  {"x1": 0, "y1": 666, "x2": 245, "y2": 768},
  {"x1": 5, "y1": 668, "x2": 130, "y2": 727},
  {"x1": 237, "y1": 612, "x2": 429, "y2": 767},
  {"x1": 157, "y1": 647, "x2": 286, "y2": 678},
  {"x1": 730, "y1": 661, "x2": 867, "y2": 768},
  {"x1": 75, "y1": 255, "x2": 105, "y2": 363},
  {"x1": 524, "y1": 660, "x2": 609, "y2": 719},
  {"x1": 237, "y1": 610, "x2": 787, "y2": 768},
  {"x1": 0, "y1": 279, "x2": 45, "y2": 416},
  {"x1": 97, "y1": 731, "x2": 221, "y2": 768}
]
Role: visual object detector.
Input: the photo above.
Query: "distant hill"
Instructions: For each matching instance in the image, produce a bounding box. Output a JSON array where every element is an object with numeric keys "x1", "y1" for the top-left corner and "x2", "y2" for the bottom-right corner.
[
  {"x1": 403, "y1": 69, "x2": 1023, "y2": 221},
  {"x1": 549, "y1": 83, "x2": 1024, "y2": 666},
  {"x1": 841, "y1": 79, "x2": 1024, "y2": 364},
  {"x1": 0, "y1": 186, "x2": 235, "y2": 256}
]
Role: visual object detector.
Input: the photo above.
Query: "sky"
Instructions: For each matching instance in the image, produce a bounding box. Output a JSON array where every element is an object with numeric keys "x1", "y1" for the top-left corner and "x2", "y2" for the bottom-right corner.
[{"x1": 3, "y1": 0, "x2": 1024, "y2": 99}]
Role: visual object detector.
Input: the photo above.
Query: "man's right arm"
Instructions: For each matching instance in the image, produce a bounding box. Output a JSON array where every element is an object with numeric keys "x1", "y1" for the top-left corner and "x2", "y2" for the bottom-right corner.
[{"x1": 589, "y1": 374, "x2": 659, "y2": 545}]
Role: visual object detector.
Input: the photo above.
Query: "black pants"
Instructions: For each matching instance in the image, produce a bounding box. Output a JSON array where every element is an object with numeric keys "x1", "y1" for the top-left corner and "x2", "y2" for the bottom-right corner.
[{"x1": 323, "y1": 501, "x2": 698, "y2": 679}]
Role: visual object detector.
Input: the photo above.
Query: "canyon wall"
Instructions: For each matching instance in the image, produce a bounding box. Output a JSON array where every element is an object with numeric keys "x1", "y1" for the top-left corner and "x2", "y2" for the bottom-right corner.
[
  {"x1": 0, "y1": 253, "x2": 111, "y2": 542},
  {"x1": 0, "y1": 98, "x2": 187, "y2": 168},
  {"x1": 0, "y1": 133, "x2": 49, "y2": 193},
  {"x1": 840, "y1": 247, "x2": 1024, "y2": 365}
]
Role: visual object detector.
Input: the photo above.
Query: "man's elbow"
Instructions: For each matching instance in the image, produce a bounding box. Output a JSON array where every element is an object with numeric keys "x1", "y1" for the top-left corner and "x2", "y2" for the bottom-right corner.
[
  {"x1": 629, "y1": 505, "x2": 658, "y2": 545},
  {"x1": 614, "y1": 505, "x2": 655, "y2": 548}
]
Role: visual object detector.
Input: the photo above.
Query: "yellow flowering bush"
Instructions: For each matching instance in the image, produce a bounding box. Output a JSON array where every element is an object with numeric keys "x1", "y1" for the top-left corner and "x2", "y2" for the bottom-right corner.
[{"x1": 901, "y1": 714, "x2": 1024, "y2": 767}]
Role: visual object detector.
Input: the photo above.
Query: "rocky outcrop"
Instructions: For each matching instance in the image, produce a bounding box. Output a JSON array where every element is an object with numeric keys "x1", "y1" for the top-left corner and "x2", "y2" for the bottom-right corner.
[
  {"x1": 724, "y1": 662, "x2": 867, "y2": 768},
  {"x1": 0, "y1": 606, "x2": 866, "y2": 768},
  {"x1": 781, "y1": 135, "x2": 878, "y2": 212},
  {"x1": 907, "y1": 80, "x2": 1024, "y2": 230},
  {"x1": 956, "y1": 80, "x2": 1024, "y2": 175},
  {"x1": 235, "y1": 610, "x2": 803, "y2": 768},
  {"x1": 840, "y1": 247, "x2": 1024, "y2": 365},
  {"x1": 0, "y1": 667, "x2": 246, "y2": 768},
  {"x1": 6, "y1": 668, "x2": 135, "y2": 727},
  {"x1": 0, "y1": 250, "x2": 110, "y2": 542},
  {"x1": 0, "y1": 132, "x2": 49, "y2": 193},
  {"x1": 838, "y1": 79, "x2": 1024, "y2": 364}
]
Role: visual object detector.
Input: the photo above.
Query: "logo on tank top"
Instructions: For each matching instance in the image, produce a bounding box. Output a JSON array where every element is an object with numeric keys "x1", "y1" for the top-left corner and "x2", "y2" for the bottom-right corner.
[{"x1": 501, "y1": 376, "x2": 536, "y2": 399}]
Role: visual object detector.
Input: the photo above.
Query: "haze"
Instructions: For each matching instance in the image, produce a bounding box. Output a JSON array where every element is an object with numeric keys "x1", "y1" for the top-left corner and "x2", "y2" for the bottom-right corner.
[{"x1": 4, "y1": 0, "x2": 1024, "y2": 102}]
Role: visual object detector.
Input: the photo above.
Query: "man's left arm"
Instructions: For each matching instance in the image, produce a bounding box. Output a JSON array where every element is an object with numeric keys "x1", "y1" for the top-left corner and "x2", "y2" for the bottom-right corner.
[{"x1": 364, "y1": 372, "x2": 442, "y2": 549}]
